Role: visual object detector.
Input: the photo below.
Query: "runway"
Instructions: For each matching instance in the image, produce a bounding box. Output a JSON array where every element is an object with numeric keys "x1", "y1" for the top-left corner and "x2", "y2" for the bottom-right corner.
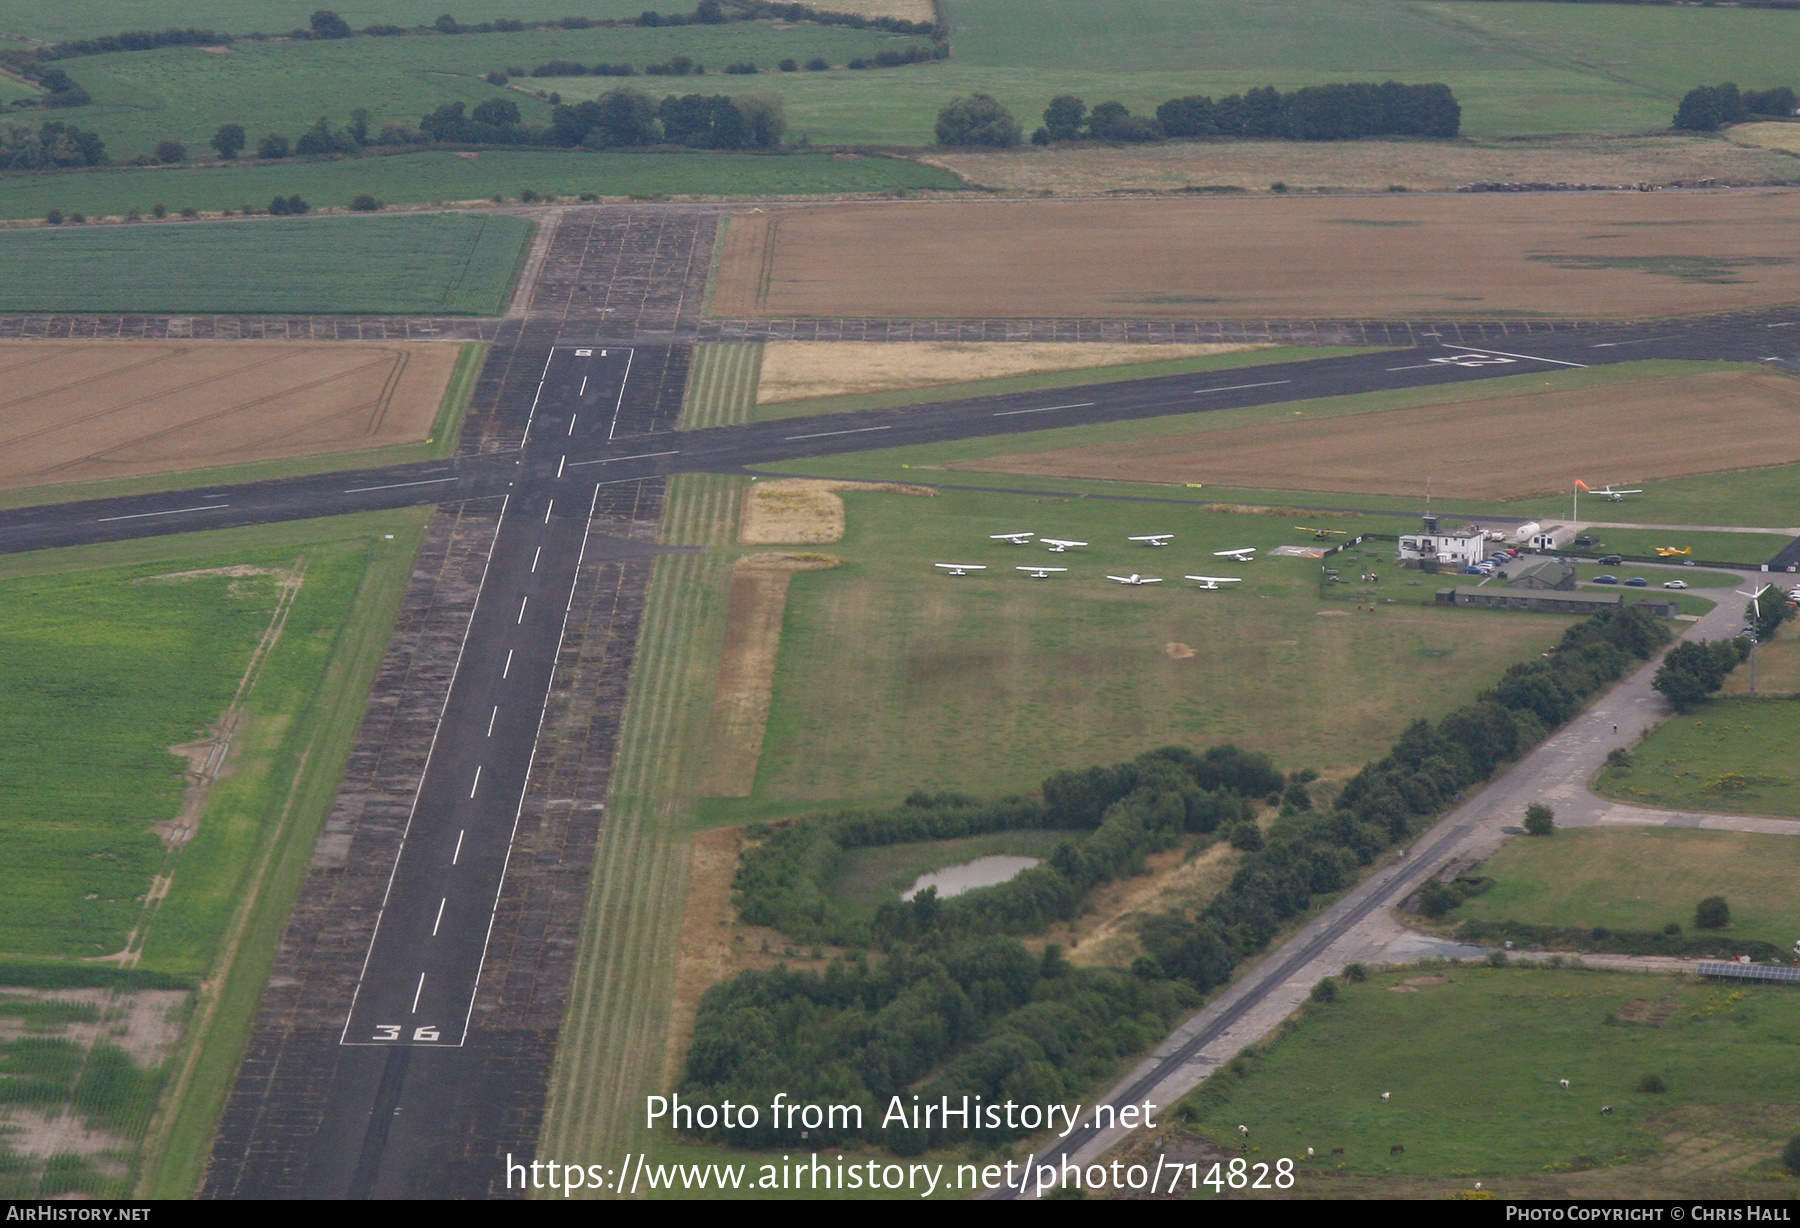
[{"x1": 11, "y1": 299, "x2": 1798, "y2": 1199}]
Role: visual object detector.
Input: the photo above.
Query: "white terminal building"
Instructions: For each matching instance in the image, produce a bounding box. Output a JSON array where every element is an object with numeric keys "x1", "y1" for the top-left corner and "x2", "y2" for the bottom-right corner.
[{"x1": 1398, "y1": 515, "x2": 1488, "y2": 569}]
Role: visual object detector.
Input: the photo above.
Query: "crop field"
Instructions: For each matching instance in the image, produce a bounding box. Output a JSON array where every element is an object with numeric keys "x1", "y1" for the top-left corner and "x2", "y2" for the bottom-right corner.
[
  {"x1": 0, "y1": 151, "x2": 959, "y2": 224},
  {"x1": 968, "y1": 369, "x2": 1800, "y2": 501},
  {"x1": 0, "y1": 2, "x2": 660, "y2": 42},
  {"x1": 1183, "y1": 965, "x2": 1800, "y2": 1195},
  {"x1": 0, "y1": 341, "x2": 458, "y2": 492},
  {"x1": 67, "y1": 23, "x2": 920, "y2": 161},
  {"x1": 709, "y1": 194, "x2": 1800, "y2": 321},
  {"x1": 924, "y1": 134, "x2": 1800, "y2": 197},
  {"x1": 1451, "y1": 827, "x2": 1800, "y2": 948},
  {"x1": 0, "y1": 212, "x2": 531, "y2": 314},
  {"x1": 1596, "y1": 697, "x2": 1800, "y2": 820}
]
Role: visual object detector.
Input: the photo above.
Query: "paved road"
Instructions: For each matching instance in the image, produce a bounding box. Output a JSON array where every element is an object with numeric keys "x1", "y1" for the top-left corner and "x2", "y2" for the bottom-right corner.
[{"x1": 996, "y1": 568, "x2": 1772, "y2": 1196}]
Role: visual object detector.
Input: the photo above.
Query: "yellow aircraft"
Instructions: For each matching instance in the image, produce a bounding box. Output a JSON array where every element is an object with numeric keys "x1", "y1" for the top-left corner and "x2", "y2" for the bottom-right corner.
[
  {"x1": 1296, "y1": 526, "x2": 1348, "y2": 539},
  {"x1": 1654, "y1": 546, "x2": 1693, "y2": 558}
]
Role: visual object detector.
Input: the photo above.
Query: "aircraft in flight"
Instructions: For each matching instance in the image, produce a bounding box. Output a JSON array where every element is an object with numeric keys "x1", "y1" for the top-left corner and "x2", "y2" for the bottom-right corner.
[
  {"x1": 1042, "y1": 538, "x2": 1089, "y2": 552},
  {"x1": 1128, "y1": 534, "x2": 1174, "y2": 547},
  {"x1": 935, "y1": 563, "x2": 988, "y2": 576},
  {"x1": 1213, "y1": 547, "x2": 1257, "y2": 562},
  {"x1": 1106, "y1": 573, "x2": 1163, "y2": 585},
  {"x1": 990, "y1": 532, "x2": 1036, "y2": 545},
  {"x1": 1577, "y1": 480, "x2": 1642, "y2": 502},
  {"x1": 1016, "y1": 566, "x2": 1068, "y2": 580},
  {"x1": 1184, "y1": 575, "x2": 1243, "y2": 591}
]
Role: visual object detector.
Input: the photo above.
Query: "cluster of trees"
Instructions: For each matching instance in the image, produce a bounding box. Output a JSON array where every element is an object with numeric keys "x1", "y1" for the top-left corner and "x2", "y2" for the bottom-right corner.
[
  {"x1": 545, "y1": 88, "x2": 784, "y2": 148},
  {"x1": 1022, "y1": 82, "x2": 1462, "y2": 146},
  {"x1": 266, "y1": 193, "x2": 311, "y2": 215},
  {"x1": 1652, "y1": 638, "x2": 1750, "y2": 711},
  {"x1": 688, "y1": 605, "x2": 1671, "y2": 1154},
  {"x1": 495, "y1": 39, "x2": 937, "y2": 82},
  {"x1": 0, "y1": 120, "x2": 105, "y2": 170},
  {"x1": 1673, "y1": 83, "x2": 1797, "y2": 132}
]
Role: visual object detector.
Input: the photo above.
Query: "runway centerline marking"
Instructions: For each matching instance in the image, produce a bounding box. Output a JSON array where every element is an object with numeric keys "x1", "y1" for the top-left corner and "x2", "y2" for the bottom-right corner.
[
  {"x1": 517, "y1": 596, "x2": 528, "y2": 624},
  {"x1": 502, "y1": 649, "x2": 513, "y2": 678},
  {"x1": 1191, "y1": 380, "x2": 1292, "y2": 394},
  {"x1": 342, "y1": 477, "x2": 457, "y2": 494},
  {"x1": 784, "y1": 425, "x2": 892, "y2": 441},
  {"x1": 579, "y1": 375, "x2": 587, "y2": 397},
  {"x1": 606, "y1": 349, "x2": 637, "y2": 440},
  {"x1": 557, "y1": 455, "x2": 566, "y2": 478},
  {"x1": 567, "y1": 450, "x2": 678, "y2": 468},
  {"x1": 432, "y1": 898, "x2": 447, "y2": 937},
  {"x1": 469, "y1": 766, "x2": 482, "y2": 798},
  {"x1": 411, "y1": 973, "x2": 425, "y2": 1014},
  {"x1": 452, "y1": 829, "x2": 464, "y2": 865},
  {"x1": 97, "y1": 504, "x2": 230, "y2": 522},
  {"x1": 567, "y1": 414, "x2": 578, "y2": 435},
  {"x1": 993, "y1": 401, "x2": 1096, "y2": 417},
  {"x1": 543, "y1": 501, "x2": 554, "y2": 524},
  {"x1": 531, "y1": 546, "x2": 541, "y2": 572},
  {"x1": 487, "y1": 706, "x2": 498, "y2": 736}
]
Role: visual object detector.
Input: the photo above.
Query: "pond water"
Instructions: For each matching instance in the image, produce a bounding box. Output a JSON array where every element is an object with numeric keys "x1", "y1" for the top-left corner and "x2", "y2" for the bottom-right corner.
[{"x1": 902, "y1": 855, "x2": 1040, "y2": 901}]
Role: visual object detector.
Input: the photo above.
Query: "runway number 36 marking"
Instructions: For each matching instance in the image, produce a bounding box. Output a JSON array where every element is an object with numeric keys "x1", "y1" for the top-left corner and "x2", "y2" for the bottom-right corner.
[
  {"x1": 373, "y1": 1025, "x2": 441, "y2": 1042},
  {"x1": 1429, "y1": 354, "x2": 1517, "y2": 367},
  {"x1": 1204, "y1": 1158, "x2": 1295, "y2": 1191}
]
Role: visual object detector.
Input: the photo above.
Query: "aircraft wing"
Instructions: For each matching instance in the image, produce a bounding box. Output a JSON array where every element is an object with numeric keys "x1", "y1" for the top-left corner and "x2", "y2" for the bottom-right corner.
[{"x1": 1185, "y1": 576, "x2": 1242, "y2": 584}]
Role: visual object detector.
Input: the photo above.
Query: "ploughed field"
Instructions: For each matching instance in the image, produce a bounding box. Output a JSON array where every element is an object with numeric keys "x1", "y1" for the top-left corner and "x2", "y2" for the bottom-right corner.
[
  {"x1": 962, "y1": 369, "x2": 1800, "y2": 499},
  {"x1": 0, "y1": 341, "x2": 459, "y2": 491},
  {"x1": 709, "y1": 193, "x2": 1800, "y2": 320}
]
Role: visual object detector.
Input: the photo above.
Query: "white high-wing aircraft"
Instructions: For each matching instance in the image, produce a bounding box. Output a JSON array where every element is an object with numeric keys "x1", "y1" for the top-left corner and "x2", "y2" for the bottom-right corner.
[
  {"x1": 1184, "y1": 575, "x2": 1243, "y2": 590},
  {"x1": 1128, "y1": 534, "x2": 1174, "y2": 547},
  {"x1": 1106, "y1": 573, "x2": 1163, "y2": 585},
  {"x1": 990, "y1": 532, "x2": 1036, "y2": 545},
  {"x1": 1016, "y1": 566, "x2": 1068, "y2": 580},
  {"x1": 1041, "y1": 537, "x2": 1089, "y2": 552},
  {"x1": 935, "y1": 563, "x2": 988, "y2": 576},
  {"x1": 1576, "y1": 480, "x2": 1642, "y2": 502},
  {"x1": 1213, "y1": 547, "x2": 1257, "y2": 562}
]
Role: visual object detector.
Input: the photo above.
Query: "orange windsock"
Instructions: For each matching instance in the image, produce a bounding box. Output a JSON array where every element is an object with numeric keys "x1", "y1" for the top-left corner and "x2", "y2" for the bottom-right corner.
[{"x1": 1575, "y1": 480, "x2": 1592, "y2": 491}]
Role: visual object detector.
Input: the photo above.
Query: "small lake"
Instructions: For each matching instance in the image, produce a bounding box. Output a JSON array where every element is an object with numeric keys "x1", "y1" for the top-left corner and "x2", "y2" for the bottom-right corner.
[{"x1": 902, "y1": 855, "x2": 1040, "y2": 901}]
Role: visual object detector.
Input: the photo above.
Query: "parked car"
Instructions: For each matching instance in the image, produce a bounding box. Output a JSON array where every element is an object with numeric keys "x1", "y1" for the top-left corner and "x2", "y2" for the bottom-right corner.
[
  {"x1": 1593, "y1": 574, "x2": 1620, "y2": 584},
  {"x1": 1625, "y1": 577, "x2": 1649, "y2": 587},
  {"x1": 1462, "y1": 566, "x2": 1485, "y2": 575},
  {"x1": 1663, "y1": 580, "x2": 1688, "y2": 590}
]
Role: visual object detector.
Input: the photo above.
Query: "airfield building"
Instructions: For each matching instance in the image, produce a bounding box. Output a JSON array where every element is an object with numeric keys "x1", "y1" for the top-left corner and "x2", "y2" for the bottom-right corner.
[
  {"x1": 1503, "y1": 559, "x2": 1576, "y2": 591},
  {"x1": 1398, "y1": 515, "x2": 1487, "y2": 570}
]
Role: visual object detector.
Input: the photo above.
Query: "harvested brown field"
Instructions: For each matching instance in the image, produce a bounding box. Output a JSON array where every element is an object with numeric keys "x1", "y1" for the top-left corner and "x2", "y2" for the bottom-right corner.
[
  {"x1": 0, "y1": 341, "x2": 459, "y2": 490},
  {"x1": 963, "y1": 369, "x2": 1800, "y2": 499},
  {"x1": 738, "y1": 476, "x2": 933, "y2": 544},
  {"x1": 710, "y1": 192, "x2": 1800, "y2": 320},
  {"x1": 922, "y1": 134, "x2": 1800, "y2": 196},
  {"x1": 755, "y1": 340, "x2": 1265, "y2": 403}
]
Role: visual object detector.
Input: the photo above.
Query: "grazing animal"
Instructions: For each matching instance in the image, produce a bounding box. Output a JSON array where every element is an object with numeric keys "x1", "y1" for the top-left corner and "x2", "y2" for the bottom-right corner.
[
  {"x1": 1380, "y1": 1092, "x2": 1391, "y2": 1103},
  {"x1": 1600, "y1": 1105, "x2": 1614, "y2": 1115},
  {"x1": 1475, "y1": 1182, "x2": 1483, "y2": 1191},
  {"x1": 1331, "y1": 1147, "x2": 1345, "y2": 1155},
  {"x1": 1559, "y1": 1079, "x2": 1570, "y2": 1089},
  {"x1": 1390, "y1": 1144, "x2": 1406, "y2": 1156},
  {"x1": 1306, "y1": 1147, "x2": 1315, "y2": 1158}
]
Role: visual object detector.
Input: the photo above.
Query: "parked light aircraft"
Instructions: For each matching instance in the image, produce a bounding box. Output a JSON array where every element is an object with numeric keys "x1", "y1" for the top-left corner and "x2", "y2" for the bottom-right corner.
[
  {"x1": 1128, "y1": 534, "x2": 1174, "y2": 547},
  {"x1": 1184, "y1": 575, "x2": 1243, "y2": 590},
  {"x1": 1654, "y1": 546, "x2": 1693, "y2": 558},
  {"x1": 1042, "y1": 538, "x2": 1089, "y2": 552},
  {"x1": 1016, "y1": 566, "x2": 1068, "y2": 580},
  {"x1": 1577, "y1": 480, "x2": 1642, "y2": 502},
  {"x1": 1106, "y1": 574, "x2": 1163, "y2": 585},
  {"x1": 1296, "y1": 526, "x2": 1347, "y2": 539},
  {"x1": 1213, "y1": 547, "x2": 1257, "y2": 562},
  {"x1": 935, "y1": 564, "x2": 988, "y2": 576},
  {"x1": 990, "y1": 532, "x2": 1036, "y2": 545}
]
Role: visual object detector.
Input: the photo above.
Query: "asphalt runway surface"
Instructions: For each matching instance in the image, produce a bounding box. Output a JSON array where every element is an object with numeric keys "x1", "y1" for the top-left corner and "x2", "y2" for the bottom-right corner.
[{"x1": 10, "y1": 306, "x2": 1799, "y2": 1199}]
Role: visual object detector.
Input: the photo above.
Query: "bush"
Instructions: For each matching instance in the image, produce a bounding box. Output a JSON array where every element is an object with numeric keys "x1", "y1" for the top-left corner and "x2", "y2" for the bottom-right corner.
[
  {"x1": 1310, "y1": 978, "x2": 1337, "y2": 1003},
  {"x1": 151, "y1": 203, "x2": 167, "y2": 218},
  {"x1": 69, "y1": 212, "x2": 85, "y2": 223},
  {"x1": 935, "y1": 93, "x2": 1021, "y2": 148},
  {"x1": 154, "y1": 140, "x2": 186, "y2": 164},
  {"x1": 1416, "y1": 878, "x2": 1462, "y2": 918},
  {"x1": 179, "y1": 206, "x2": 199, "y2": 218},
  {"x1": 45, "y1": 208, "x2": 61, "y2": 224},
  {"x1": 1524, "y1": 803, "x2": 1555, "y2": 836},
  {"x1": 1638, "y1": 1073, "x2": 1666, "y2": 1094},
  {"x1": 1342, "y1": 962, "x2": 1366, "y2": 982},
  {"x1": 804, "y1": 57, "x2": 829, "y2": 71},
  {"x1": 1487, "y1": 950, "x2": 1508, "y2": 967},
  {"x1": 724, "y1": 62, "x2": 758, "y2": 74},
  {"x1": 1694, "y1": 896, "x2": 1730, "y2": 930},
  {"x1": 1227, "y1": 821, "x2": 1264, "y2": 852},
  {"x1": 1663, "y1": 921, "x2": 1681, "y2": 936},
  {"x1": 257, "y1": 132, "x2": 290, "y2": 159},
  {"x1": 1605, "y1": 748, "x2": 1633, "y2": 769},
  {"x1": 349, "y1": 193, "x2": 381, "y2": 211},
  {"x1": 778, "y1": 58, "x2": 797, "y2": 72}
]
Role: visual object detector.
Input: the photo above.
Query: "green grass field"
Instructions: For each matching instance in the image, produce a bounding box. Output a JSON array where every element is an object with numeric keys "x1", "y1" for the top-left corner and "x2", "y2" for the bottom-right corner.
[
  {"x1": 1452, "y1": 827, "x2": 1800, "y2": 947},
  {"x1": 0, "y1": 212, "x2": 530, "y2": 313},
  {"x1": 66, "y1": 23, "x2": 919, "y2": 161},
  {"x1": 0, "y1": 2, "x2": 658, "y2": 42},
  {"x1": 0, "y1": 150, "x2": 958, "y2": 223},
  {"x1": 1185, "y1": 964, "x2": 1800, "y2": 1188},
  {"x1": 1596, "y1": 696, "x2": 1800, "y2": 820}
]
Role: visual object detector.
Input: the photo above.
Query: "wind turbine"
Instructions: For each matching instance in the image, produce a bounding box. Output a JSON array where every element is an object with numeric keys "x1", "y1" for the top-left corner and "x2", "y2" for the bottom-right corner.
[{"x1": 1737, "y1": 583, "x2": 1772, "y2": 693}]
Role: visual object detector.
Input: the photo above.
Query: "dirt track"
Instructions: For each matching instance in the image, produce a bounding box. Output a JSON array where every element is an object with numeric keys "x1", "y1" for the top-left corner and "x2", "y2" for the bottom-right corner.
[
  {"x1": 964, "y1": 369, "x2": 1800, "y2": 499},
  {"x1": 710, "y1": 192, "x2": 1800, "y2": 320},
  {"x1": 0, "y1": 341, "x2": 459, "y2": 490}
]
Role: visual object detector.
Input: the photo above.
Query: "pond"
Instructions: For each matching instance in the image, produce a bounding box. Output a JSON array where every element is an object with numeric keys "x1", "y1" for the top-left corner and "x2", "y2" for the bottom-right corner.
[{"x1": 901, "y1": 855, "x2": 1040, "y2": 901}]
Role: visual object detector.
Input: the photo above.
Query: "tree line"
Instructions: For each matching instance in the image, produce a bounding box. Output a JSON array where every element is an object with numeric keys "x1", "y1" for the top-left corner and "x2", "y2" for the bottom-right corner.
[
  {"x1": 495, "y1": 39, "x2": 941, "y2": 82},
  {"x1": 1672, "y1": 82, "x2": 1796, "y2": 131},
  {"x1": 936, "y1": 81, "x2": 1461, "y2": 148},
  {"x1": 682, "y1": 605, "x2": 1672, "y2": 1150},
  {"x1": 0, "y1": 120, "x2": 104, "y2": 170}
]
